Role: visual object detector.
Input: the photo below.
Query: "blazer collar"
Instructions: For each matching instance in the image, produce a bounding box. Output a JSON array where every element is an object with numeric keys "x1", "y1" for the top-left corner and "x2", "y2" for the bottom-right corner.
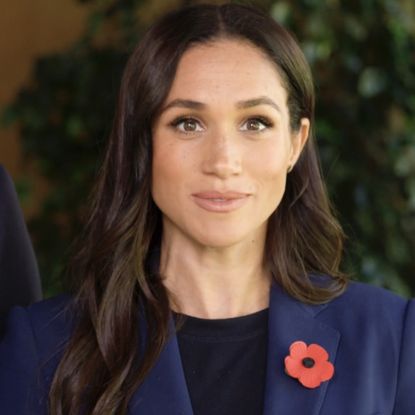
[{"x1": 129, "y1": 281, "x2": 340, "y2": 415}]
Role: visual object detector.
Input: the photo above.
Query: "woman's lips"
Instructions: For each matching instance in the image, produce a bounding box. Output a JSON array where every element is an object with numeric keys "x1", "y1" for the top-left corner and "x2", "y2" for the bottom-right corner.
[{"x1": 191, "y1": 192, "x2": 250, "y2": 213}]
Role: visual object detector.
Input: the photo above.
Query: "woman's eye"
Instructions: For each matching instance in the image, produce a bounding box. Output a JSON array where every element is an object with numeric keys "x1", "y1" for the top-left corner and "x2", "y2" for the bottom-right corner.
[
  {"x1": 170, "y1": 117, "x2": 203, "y2": 133},
  {"x1": 241, "y1": 117, "x2": 273, "y2": 132}
]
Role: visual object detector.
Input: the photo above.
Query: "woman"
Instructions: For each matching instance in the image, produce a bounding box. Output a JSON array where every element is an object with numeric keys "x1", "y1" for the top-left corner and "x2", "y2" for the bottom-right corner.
[{"x1": 0, "y1": 3, "x2": 413, "y2": 415}]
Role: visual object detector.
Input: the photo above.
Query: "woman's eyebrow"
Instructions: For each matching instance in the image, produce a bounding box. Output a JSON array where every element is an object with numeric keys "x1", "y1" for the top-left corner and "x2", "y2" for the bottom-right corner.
[
  {"x1": 160, "y1": 96, "x2": 281, "y2": 114},
  {"x1": 161, "y1": 99, "x2": 204, "y2": 113},
  {"x1": 236, "y1": 96, "x2": 281, "y2": 113}
]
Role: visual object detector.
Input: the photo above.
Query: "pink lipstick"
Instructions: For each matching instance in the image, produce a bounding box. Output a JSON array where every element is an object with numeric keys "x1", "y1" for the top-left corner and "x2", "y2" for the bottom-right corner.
[{"x1": 191, "y1": 191, "x2": 250, "y2": 213}]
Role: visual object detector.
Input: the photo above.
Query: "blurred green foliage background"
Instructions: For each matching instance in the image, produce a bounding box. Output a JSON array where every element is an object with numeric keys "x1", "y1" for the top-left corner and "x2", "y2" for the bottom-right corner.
[{"x1": 2, "y1": 0, "x2": 415, "y2": 297}]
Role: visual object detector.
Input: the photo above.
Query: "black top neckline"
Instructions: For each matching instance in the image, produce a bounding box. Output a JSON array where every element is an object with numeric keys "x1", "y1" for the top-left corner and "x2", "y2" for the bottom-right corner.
[{"x1": 172, "y1": 307, "x2": 269, "y2": 339}]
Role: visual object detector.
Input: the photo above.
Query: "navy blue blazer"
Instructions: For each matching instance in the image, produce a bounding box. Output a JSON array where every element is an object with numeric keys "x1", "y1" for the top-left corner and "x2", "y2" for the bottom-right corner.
[{"x1": 0, "y1": 280, "x2": 414, "y2": 414}]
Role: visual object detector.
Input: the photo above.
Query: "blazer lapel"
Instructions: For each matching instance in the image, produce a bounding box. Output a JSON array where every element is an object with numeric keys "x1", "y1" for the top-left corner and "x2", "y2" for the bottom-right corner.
[
  {"x1": 128, "y1": 249, "x2": 194, "y2": 414},
  {"x1": 128, "y1": 315, "x2": 194, "y2": 415},
  {"x1": 263, "y1": 282, "x2": 340, "y2": 415}
]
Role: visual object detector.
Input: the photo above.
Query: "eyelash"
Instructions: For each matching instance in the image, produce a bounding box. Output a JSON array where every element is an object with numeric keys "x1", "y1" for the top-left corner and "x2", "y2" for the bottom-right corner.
[
  {"x1": 251, "y1": 117, "x2": 274, "y2": 128},
  {"x1": 168, "y1": 116, "x2": 274, "y2": 134},
  {"x1": 169, "y1": 117, "x2": 204, "y2": 134}
]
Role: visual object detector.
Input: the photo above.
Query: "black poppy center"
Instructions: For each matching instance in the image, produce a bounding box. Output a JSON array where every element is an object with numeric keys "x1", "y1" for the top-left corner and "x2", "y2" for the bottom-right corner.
[{"x1": 302, "y1": 357, "x2": 315, "y2": 368}]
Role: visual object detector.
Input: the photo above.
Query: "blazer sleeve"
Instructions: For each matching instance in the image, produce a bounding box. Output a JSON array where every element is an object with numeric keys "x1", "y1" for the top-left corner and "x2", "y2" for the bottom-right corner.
[
  {"x1": 394, "y1": 299, "x2": 415, "y2": 414},
  {"x1": 0, "y1": 306, "x2": 48, "y2": 415}
]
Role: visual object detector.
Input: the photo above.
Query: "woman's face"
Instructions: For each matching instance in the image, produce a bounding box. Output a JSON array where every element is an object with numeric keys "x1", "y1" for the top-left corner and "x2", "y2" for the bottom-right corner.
[{"x1": 151, "y1": 39, "x2": 309, "y2": 249}]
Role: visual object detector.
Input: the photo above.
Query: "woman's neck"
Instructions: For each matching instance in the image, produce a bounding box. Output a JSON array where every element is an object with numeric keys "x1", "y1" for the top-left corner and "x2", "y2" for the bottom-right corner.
[{"x1": 159, "y1": 231, "x2": 272, "y2": 319}]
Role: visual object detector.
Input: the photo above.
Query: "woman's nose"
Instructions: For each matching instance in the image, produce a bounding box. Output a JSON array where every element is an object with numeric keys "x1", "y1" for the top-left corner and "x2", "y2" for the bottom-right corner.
[{"x1": 201, "y1": 133, "x2": 242, "y2": 179}]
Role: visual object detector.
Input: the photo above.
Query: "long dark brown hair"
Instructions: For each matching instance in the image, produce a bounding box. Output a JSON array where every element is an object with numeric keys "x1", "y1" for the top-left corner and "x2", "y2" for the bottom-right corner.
[{"x1": 49, "y1": 3, "x2": 347, "y2": 414}]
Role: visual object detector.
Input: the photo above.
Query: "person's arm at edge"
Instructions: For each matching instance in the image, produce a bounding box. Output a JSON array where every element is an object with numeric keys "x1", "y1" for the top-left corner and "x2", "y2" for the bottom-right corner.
[{"x1": 393, "y1": 298, "x2": 415, "y2": 414}]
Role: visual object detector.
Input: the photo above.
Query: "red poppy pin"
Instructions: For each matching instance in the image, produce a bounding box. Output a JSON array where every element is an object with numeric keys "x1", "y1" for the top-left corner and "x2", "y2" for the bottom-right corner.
[{"x1": 284, "y1": 341, "x2": 334, "y2": 388}]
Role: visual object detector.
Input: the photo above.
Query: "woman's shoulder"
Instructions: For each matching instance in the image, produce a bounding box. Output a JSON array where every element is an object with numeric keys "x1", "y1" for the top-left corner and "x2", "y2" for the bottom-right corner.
[
  {"x1": 332, "y1": 279, "x2": 411, "y2": 313},
  {"x1": 0, "y1": 293, "x2": 77, "y2": 411},
  {"x1": 318, "y1": 279, "x2": 414, "y2": 335},
  {"x1": 16, "y1": 293, "x2": 75, "y2": 332},
  {"x1": 25, "y1": 292, "x2": 74, "y2": 320},
  {"x1": 1, "y1": 293, "x2": 76, "y2": 358}
]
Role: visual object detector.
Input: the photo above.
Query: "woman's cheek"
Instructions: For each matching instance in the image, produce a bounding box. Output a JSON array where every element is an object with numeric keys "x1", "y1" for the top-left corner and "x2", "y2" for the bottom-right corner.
[{"x1": 247, "y1": 141, "x2": 288, "y2": 179}]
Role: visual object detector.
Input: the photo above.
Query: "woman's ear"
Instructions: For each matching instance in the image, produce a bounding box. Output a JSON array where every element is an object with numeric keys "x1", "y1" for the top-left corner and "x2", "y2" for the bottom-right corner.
[{"x1": 288, "y1": 118, "x2": 310, "y2": 171}]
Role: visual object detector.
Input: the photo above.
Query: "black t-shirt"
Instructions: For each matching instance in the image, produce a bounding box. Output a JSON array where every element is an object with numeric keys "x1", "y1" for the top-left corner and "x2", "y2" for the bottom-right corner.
[{"x1": 173, "y1": 308, "x2": 269, "y2": 415}]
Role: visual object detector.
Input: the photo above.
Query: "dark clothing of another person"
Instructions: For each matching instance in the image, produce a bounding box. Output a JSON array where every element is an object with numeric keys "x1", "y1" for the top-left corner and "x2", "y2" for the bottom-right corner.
[
  {"x1": 175, "y1": 308, "x2": 268, "y2": 415},
  {"x1": 0, "y1": 166, "x2": 41, "y2": 336}
]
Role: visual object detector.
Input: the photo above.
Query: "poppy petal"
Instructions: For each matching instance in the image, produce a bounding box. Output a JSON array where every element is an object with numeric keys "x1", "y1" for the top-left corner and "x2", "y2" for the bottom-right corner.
[
  {"x1": 317, "y1": 360, "x2": 335, "y2": 381},
  {"x1": 299, "y1": 369, "x2": 322, "y2": 388},
  {"x1": 289, "y1": 341, "x2": 307, "y2": 359},
  {"x1": 307, "y1": 343, "x2": 329, "y2": 361},
  {"x1": 284, "y1": 356, "x2": 303, "y2": 378}
]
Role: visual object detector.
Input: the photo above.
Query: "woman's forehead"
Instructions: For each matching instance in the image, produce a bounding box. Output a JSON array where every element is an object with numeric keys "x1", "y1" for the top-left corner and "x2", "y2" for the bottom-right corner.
[{"x1": 163, "y1": 38, "x2": 288, "y2": 111}]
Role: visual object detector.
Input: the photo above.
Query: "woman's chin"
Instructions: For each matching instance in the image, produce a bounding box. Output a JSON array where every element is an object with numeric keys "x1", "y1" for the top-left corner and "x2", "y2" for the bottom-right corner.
[{"x1": 191, "y1": 229, "x2": 255, "y2": 250}]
